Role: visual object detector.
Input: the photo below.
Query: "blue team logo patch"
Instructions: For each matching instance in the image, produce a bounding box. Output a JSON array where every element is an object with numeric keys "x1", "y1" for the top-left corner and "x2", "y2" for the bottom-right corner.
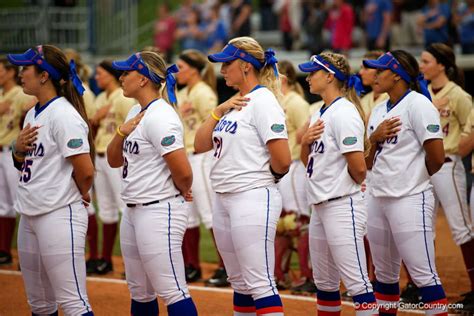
[
  {"x1": 342, "y1": 136, "x2": 358, "y2": 145},
  {"x1": 67, "y1": 138, "x2": 83, "y2": 149},
  {"x1": 426, "y1": 124, "x2": 440, "y2": 133},
  {"x1": 271, "y1": 124, "x2": 285, "y2": 133},
  {"x1": 161, "y1": 135, "x2": 176, "y2": 147}
]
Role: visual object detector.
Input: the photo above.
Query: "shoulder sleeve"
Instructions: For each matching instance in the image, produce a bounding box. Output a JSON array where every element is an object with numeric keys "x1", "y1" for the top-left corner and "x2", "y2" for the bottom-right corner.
[
  {"x1": 333, "y1": 105, "x2": 365, "y2": 154},
  {"x1": 454, "y1": 91, "x2": 473, "y2": 131},
  {"x1": 52, "y1": 108, "x2": 90, "y2": 158},
  {"x1": 144, "y1": 109, "x2": 184, "y2": 156},
  {"x1": 195, "y1": 88, "x2": 217, "y2": 121},
  {"x1": 409, "y1": 96, "x2": 443, "y2": 143},
  {"x1": 253, "y1": 93, "x2": 288, "y2": 143}
]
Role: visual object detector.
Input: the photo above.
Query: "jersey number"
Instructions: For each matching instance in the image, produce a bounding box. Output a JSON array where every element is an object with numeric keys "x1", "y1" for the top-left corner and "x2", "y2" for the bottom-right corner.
[
  {"x1": 20, "y1": 160, "x2": 33, "y2": 183},
  {"x1": 213, "y1": 136, "x2": 223, "y2": 158},
  {"x1": 122, "y1": 157, "x2": 128, "y2": 179},
  {"x1": 307, "y1": 157, "x2": 314, "y2": 178}
]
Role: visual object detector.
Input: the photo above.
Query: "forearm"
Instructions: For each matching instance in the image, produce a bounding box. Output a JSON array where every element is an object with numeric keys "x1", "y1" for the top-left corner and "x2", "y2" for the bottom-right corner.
[
  {"x1": 73, "y1": 171, "x2": 94, "y2": 196},
  {"x1": 194, "y1": 117, "x2": 218, "y2": 153},
  {"x1": 425, "y1": 156, "x2": 443, "y2": 175},
  {"x1": 365, "y1": 140, "x2": 377, "y2": 170},
  {"x1": 107, "y1": 134, "x2": 125, "y2": 168},
  {"x1": 300, "y1": 144, "x2": 310, "y2": 167}
]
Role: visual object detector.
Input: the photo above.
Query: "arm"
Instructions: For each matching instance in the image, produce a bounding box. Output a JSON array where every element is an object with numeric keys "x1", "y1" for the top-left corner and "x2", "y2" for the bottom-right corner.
[
  {"x1": 377, "y1": 10, "x2": 392, "y2": 47},
  {"x1": 365, "y1": 117, "x2": 401, "y2": 169},
  {"x1": 299, "y1": 120, "x2": 324, "y2": 166},
  {"x1": 267, "y1": 139, "x2": 291, "y2": 175},
  {"x1": 194, "y1": 95, "x2": 249, "y2": 153},
  {"x1": 163, "y1": 148, "x2": 193, "y2": 195},
  {"x1": 458, "y1": 132, "x2": 473, "y2": 158},
  {"x1": 69, "y1": 153, "x2": 95, "y2": 196},
  {"x1": 232, "y1": 3, "x2": 251, "y2": 32},
  {"x1": 107, "y1": 112, "x2": 144, "y2": 168},
  {"x1": 344, "y1": 151, "x2": 367, "y2": 184},
  {"x1": 424, "y1": 138, "x2": 445, "y2": 175},
  {"x1": 0, "y1": 100, "x2": 11, "y2": 115}
]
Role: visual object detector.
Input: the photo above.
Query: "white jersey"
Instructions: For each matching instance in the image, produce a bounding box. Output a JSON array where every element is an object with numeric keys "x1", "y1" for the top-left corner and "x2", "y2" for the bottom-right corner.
[
  {"x1": 15, "y1": 97, "x2": 90, "y2": 216},
  {"x1": 210, "y1": 86, "x2": 288, "y2": 193},
  {"x1": 121, "y1": 99, "x2": 183, "y2": 203},
  {"x1": 306, "y1": 97, "x2": 365, "y2": 205},
  {"x1": 368, "y1": 91, "x2": 443, "y2": 197}
]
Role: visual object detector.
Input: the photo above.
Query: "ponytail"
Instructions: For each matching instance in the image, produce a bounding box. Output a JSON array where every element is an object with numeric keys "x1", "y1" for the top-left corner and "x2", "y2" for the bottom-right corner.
[
  {"x1": 201, "y1": 63, "x2": 217, "y2": 93},
  {"x1": 345, "y1": 83, "x2": 370, "y2": 157}
]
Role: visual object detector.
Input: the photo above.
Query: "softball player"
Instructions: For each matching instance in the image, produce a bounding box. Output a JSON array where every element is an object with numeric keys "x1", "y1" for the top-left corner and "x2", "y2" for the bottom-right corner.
[
  {"x1": 9, "y1": 45, "x2": 94, "y2": 315},
  {"x1": 107, "y1": 51, "x2": 197, "y2": 315},
  {"x1": 364, "y1": 50, "x2": 448, "y2": 315},
  {"x1": 298, "y1": 53, "x2": 377, "y2": 315},
  {"x1": 420, "y1": 42, "x2": 474, "y2": 310},
  {"x1": 88, "y1": 60, "x2": 135, "y2": 275},
  {"x1": 175, "y1": 49, "x2": 227, "y2": 286},
  {"x1": 195, "y1": 37, "x2": 291, "y2": 316},
  {"x1": 0, "y1": 57, "x2": 35, "y2": 266},
  {"x1": 274, "y1": 60, "x2": 312, "y2": 291}
]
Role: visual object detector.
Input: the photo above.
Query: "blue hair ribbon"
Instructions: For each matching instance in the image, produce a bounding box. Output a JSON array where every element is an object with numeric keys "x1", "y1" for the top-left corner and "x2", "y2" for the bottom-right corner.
[
  {"x1": 347, "y1": 74, "x2": 365, "y2": 97},
  {"x1": 69, "y1": 60, "x2": 85, "y2": 96},
  {"x1": 264, "y1": 49, "x2": 279, "y2": 77},
  {"x1": 166, "y1": 64, "x2": 179, "y2": 104},
  {"x1": 416, "y1": 73, "x2": 432, "y2": 101}
]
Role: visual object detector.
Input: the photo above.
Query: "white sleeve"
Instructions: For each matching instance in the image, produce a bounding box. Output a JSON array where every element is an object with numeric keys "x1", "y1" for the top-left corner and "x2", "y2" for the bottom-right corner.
[
  {"x1": 52, "y1": 110, "x2": 90, "y2": 158},
  {"x1": 125, "y1": 104, "x2": 141, "y2": 122},
  {"x1": 334, "y1": 108, "x2": 365, "y2": 154},
  {"x1": 253, "y1": 96, "x2": 288, "y2": 143},
  {"x1": 144, "y1": 111, "x2": 184, "y2": 156},
  {"x1": 410, "y1": 97, "x2": 443, "y2": 144}
]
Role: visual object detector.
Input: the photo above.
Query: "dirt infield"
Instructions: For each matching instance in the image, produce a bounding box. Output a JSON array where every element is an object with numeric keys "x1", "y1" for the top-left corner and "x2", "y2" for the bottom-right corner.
[{"x1": 0, "y1": 212, "x2": 469, "y2": 315}]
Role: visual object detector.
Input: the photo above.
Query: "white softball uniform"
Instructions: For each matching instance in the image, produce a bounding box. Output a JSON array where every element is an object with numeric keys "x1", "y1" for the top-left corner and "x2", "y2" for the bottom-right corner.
[
  {"x1": 119, "y1": 98, "x2": 192, "y2": 305},
  {"x1": 210, "y1": 87, "x2": 288, "y2": 193},
  {"x1": 367, "y1": 90, "x2": 444, "y2": 288},
  {"x1": 15, "y1": 96, "x2": 92, "y2": 315},
  {"x1": 306, "y1": 97, "x2": 372, "y2": 297},
  {"x1": 0, "y1": 148, "x2": 19, "y2": 217},
  {"x1": 187, "y1": 151, "x2": 214, "y2": 229},
  {"x1": 278, "y1": 160, "x2": 309, "y2": 216},
  {"x1": 210, "y1": 86, "x2": 287, "y2": 301},
  {"x1": 94, "y1": 155, "x2": 124, "y2": 223}
]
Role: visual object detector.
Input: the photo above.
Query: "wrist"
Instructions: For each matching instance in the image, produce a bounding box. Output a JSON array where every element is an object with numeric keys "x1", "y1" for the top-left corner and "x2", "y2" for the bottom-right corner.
[
  {"x1": 211, "y1": 110, "x2": 221, "y2": 122},
  {"x1": 116, "y1": 125, "x2": 127, "y2": 138},
  {"x1": 11, "y1": 140, "x2": 26, "y2": 158}
]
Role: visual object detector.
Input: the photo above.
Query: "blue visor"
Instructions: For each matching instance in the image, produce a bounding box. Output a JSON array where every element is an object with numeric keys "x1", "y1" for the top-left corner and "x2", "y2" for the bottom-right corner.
[
  {"x1": 298, "y1": 55, "x2": 347, "y2": 81},
  {"x1": 208, "y1": 44, "x2": 263, "y2": 70},
  {"x1": 112, "y1": 53, "x2": 163, "y2": 84},
  {"x1": 7, "y1": 46, "x2": 62, "y2": 81},
  {"x1": 363, "y1": 52, "x2": 411, "y2": 83}
]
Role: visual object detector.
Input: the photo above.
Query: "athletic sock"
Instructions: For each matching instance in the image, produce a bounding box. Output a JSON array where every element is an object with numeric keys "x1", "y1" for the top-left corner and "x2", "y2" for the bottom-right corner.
[
  {"x1": 87, "y1": 215, "x2": 98, "y2": 260},
  {"x1": 353, "y1": 292, "x2": 378, "y2": 315},
  {"x1": 460, "y1": 239, "x2": 474, "y2": 291},
  {"x1": 131, "y1": 298, "x2": 158, "y2": 316},
  {"x1": 102, "y1": 222, "x2": 117, "y2": 262},
  {"x1": 254, "y1": 294, "x2": 284, "y2": 315},
  {"x1": 233, "y1": 292, "x2": 256, "y2": 316},
  {"x1": 419, "y1": 284, "x2": 448, "y2": 315},
  {"x1": 374, "y1": 280, "x2": 399, "y2": 315},
  {"x1": 317, "y1": 289, "x2": 341, "y2": 315},
  {"x1": 167, "y1": 297, "x2": 197, "y2": 316}
]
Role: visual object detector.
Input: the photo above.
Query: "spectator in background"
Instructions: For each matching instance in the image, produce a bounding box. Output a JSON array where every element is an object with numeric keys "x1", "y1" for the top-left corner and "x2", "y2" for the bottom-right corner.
[
  {"x1": 418, "y1": 0, "x2": 451, "y2": 47},
  {"x1": 175, "y1": 0, "x2": 197, "y2": 27},
  {"x1": 260, "y1": 0, "x2": 278, "y2": 30},
  {"x1": 175, "y1": 8, "x2": 207, "y2": 53},
  {"x1": 393, "y1": 0, "x2": 426, "y2": 47},
  {"x1": 154, "y1": 2, "x2": 176, "y2": 63},
  {"x1": 230, "y1": 0, "x2": 252, "y2": 37},
  {"x1": 325, "y1": 0, "x2": 355, "y2": 54},
  {"x1": 454, "y1": 0, "x2": 474, "y2": 54},
  {"x1": 362, "y1": 0, "x2": 393, "y2": 51},
  {"x1": 205, "y1": 5, "x2": 228, "y2": 53},
  {"x1": 304, "y1": 0, "x2": 328, "y2": 55},
  {"x1": 274, "y1": 0, "x2": 303, "y2": 51}
]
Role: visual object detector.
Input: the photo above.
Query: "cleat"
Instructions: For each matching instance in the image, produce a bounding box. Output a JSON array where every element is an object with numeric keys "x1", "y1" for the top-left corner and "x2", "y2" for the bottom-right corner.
[
  {"x1": 291, "y1": 278, "x2": 318, "y2": 295},
  {"x1": 0, "y1": 251, "x2": 12, "y2": 265},
  {"x1": 400, "y1": 282, "x2": 421, "y2": 304},
  {"x1": 185, "y1": 265, "x2": 201, "y2": 283},
  {"x1": 205, "y1": 267, "x2": 230, "y2": 287},
  {"x1": 95, "y1": 259, "x2": 113, "y2": 275}
]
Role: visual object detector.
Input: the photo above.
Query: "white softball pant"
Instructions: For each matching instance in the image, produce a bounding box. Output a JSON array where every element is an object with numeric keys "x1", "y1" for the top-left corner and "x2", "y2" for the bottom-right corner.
[
  {"x1": 213, "y1": 186, "x2": 282, "y2": 300},
  {"x1": 278, "y1": 160, "x2": 310, "y2": 216},
  {"x1": 187, "y1": 151, "x2": 214, "y2": 229},
  {"x1": 431, "y1": 155, "x2": 474, "y2": 245},
  {"x1": 0, "y1": 149, "x2": 19, "y2": 217},
  {"x1": 120, "y1": 196, "x2": 192, "y2": 306},
  {"x1": 309, "y1": 192, "x2": 373, "y2": 296},
  {"x1": 17, "y1": 201, "x2": 93, "y2": 315},
  {"x1": 95, "y1": 154, "x2": 124, "y2": 223},
  {"x1": 367, "y1": 190, "x2": 443, "y2": 287}
]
